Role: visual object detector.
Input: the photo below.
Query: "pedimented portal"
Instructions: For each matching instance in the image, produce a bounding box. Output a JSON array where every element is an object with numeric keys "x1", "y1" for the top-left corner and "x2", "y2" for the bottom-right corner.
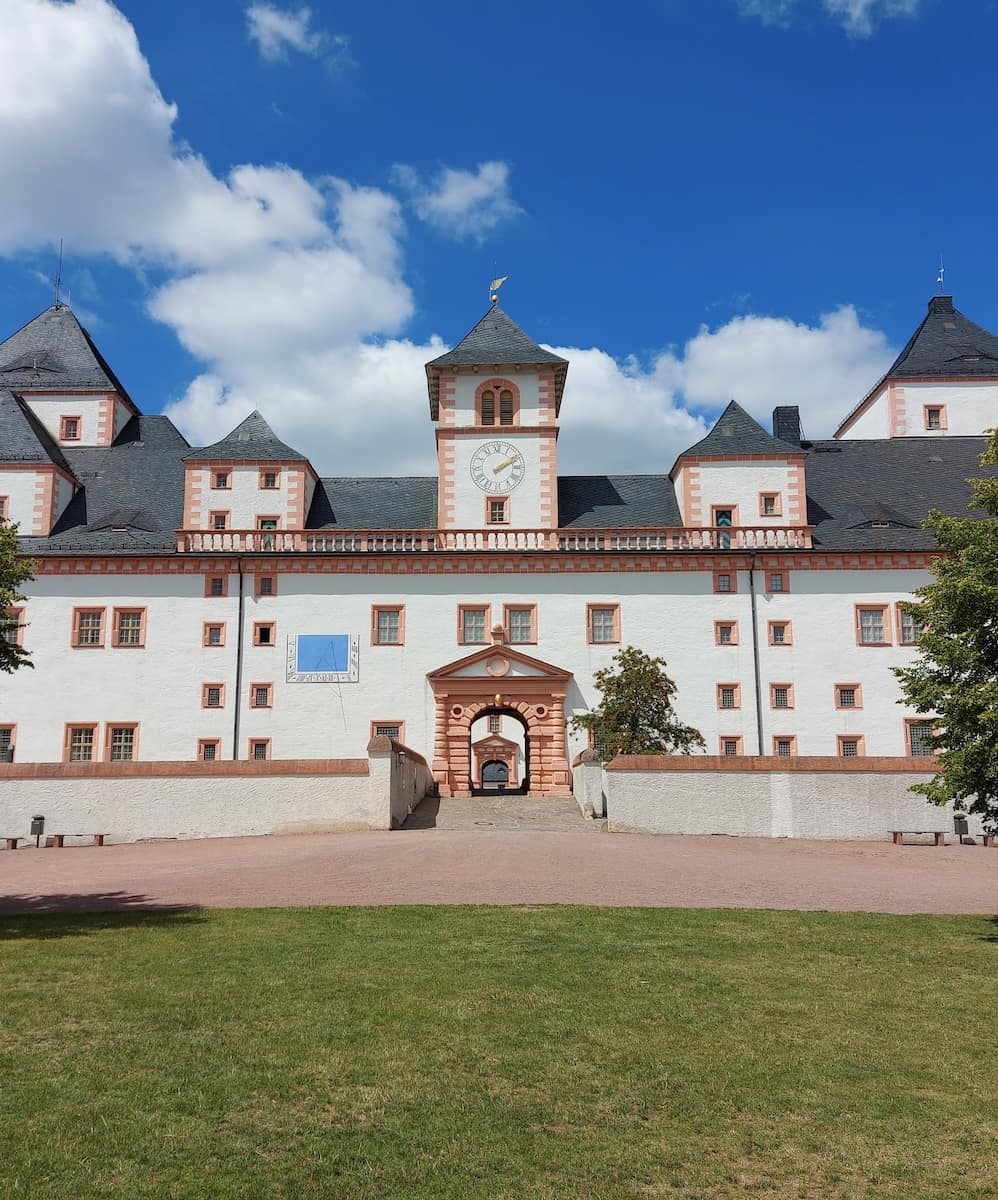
[{"x1": 428, "y1": 647, "x2": 573, "y2": 797}]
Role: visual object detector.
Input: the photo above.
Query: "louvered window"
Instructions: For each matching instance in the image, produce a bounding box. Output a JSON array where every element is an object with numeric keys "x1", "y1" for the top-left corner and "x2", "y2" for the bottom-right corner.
[{"x1": 480, "y1": 390, "x2": 495, "y2": 425}]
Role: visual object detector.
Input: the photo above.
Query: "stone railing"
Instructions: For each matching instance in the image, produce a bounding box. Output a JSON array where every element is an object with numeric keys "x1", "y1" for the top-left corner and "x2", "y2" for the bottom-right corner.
[{"x1": 177, "y1": 525, "x2": 813, "y2": 554}]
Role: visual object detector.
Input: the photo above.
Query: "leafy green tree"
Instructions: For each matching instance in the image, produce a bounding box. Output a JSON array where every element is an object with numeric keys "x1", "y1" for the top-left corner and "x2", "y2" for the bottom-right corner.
[
  {"x1": 0, "y1": 521, "x2": 35, "y2": 674},
  {"x1": 571, "y1": 645, "x2": 705, "y2": 759},
  {"x1": 894, "y1": 429, "x2": 998, "y2": 830}
]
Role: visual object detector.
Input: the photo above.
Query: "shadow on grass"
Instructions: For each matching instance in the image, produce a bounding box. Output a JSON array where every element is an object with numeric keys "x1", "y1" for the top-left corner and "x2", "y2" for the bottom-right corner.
[
  {"x1": 980, "y1": 916, "x2": 998, "y2": 944},
  {"x1": 0, "y1": 894, "x2": 205, "y2": 938}
]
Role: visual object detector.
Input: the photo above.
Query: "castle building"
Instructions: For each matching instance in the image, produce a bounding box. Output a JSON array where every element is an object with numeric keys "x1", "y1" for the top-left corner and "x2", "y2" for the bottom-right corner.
[{"x1": 0, "y1": 295, "x2": 995, "y2": 796}]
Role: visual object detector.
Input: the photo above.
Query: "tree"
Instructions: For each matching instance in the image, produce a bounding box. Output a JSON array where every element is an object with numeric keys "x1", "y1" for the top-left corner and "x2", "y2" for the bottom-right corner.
[
  {"x1": 0, "y1": 521, "x2": 35, "y2": 674},
  {"x1": 894, "y1": 428, "x2": 998, "y2": 830},
  {"x1": 571, "y1": 645, "x2": 705, "y2": 759}
]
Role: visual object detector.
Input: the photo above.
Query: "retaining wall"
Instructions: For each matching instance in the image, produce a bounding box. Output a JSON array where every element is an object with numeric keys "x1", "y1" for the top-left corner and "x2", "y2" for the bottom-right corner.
[
  {"x1": 602, "y1": 755, "x2": 986, "y2": 841},
  {"x1": 0, "y1": 742, "x2": 434, "y2": 844}
]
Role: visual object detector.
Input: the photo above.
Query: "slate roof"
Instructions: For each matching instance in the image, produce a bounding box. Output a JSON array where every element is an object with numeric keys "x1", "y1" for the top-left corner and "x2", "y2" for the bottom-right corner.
[
  {"x1": 676, "y1": 400, "x2": 804, "y2": 462},
  {"x1": 426, "y1": 306, "x2": 569, "y2": 419},
  {"x1": 21, "y1": 415, "x2": 189, "y2": 555},
  {"x1": 885, "y1": 296, "x2": 998, "y2": 379},
  {"x1": 0, "y1": 305, "x2": 134, "y2": 402},
  {"x1": 0, "y1": 389, "x2": 75, "y2": 475},
  {"x1": 308, "y1": 477, "x2": 439, "y2": 529},
  {"x1": 805, "y1": 436, "x2": 995, "y2": 551},
  {"x1": 835, "y1": 296, "x2": 998, "y2": 435},
  {"x1": 183, "y1": 410, "x2": 309, "y2": 463}
]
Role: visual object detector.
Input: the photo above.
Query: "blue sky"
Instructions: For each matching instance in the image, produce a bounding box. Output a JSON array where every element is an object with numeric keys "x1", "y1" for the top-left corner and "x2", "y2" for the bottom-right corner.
[{"x1": 0, "y1": 0, "x2": 995, "y2": 475}]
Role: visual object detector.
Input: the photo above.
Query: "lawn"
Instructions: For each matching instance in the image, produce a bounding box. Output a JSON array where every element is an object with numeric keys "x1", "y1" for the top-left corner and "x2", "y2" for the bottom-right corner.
[{"x1": 1, "y1": 906, "x2": 995, "y2": 1199}]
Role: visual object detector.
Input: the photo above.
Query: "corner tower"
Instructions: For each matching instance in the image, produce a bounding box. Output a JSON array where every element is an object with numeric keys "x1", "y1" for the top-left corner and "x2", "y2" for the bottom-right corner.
[{"x1": 425, "y1": 305, "x2": 568, "y2": 531}]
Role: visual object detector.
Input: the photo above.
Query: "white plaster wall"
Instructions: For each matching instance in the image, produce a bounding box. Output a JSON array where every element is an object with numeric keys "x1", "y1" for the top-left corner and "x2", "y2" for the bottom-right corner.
[
  {"x1": 695, "y1": 461, "x2": 796, "y2": 525},
  {"x1": 192, "y1": 465, "x2": 299, "y2": 530},
  {"x1": 605, "y1": 767, "x2": 985, "y2": 841},
  {"x1": 897, "y1": 382, "x2": 998, "y2": 437},
  {"x1": 450, "y1": 372, "x2": 543, "y2": 425},
  {"x1": 0, "y1": 769, "x2": 380, "y2": 843},
  {"x1": 838, "y1": 386, "x2": 890, "y2": 439},
  {"x1": 6, "y1": 562, "x2": 941, "y2": 770},
  {"x1": 23, "y1": 396, "x2": 107, "y2": 446},
  {"x1": 449, "y1": 433, "x2": 545, "y2": 527},
  {"x1": 0, "y1": 470, "x2": 40, "y2": 530}
]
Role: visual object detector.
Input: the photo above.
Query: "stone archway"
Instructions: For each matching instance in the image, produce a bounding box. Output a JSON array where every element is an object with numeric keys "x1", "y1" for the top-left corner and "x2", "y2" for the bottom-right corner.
[{"x1": 428, "y1": 647, "x2": 573, "y2": 798}]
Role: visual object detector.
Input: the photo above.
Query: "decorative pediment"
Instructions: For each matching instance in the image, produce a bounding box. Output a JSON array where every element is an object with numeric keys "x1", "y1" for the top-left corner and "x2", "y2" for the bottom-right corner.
[
  {"x1": 471, "y1": 734, "x2": 519, "y2": 753},
  {"x1": 428, "y1": 645, "x2": 572, "y2": 683}
]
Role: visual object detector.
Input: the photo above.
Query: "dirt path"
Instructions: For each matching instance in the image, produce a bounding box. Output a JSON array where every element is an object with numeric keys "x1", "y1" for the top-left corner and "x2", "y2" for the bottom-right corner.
[{"x1": 2, "y1": 827, "x2": 995, "y2": 915}]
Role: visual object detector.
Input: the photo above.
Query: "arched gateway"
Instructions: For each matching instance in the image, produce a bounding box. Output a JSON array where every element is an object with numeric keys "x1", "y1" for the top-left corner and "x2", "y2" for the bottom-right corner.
[{"x1": 428, "y1": 647, "x2": 573, "y2": 797}]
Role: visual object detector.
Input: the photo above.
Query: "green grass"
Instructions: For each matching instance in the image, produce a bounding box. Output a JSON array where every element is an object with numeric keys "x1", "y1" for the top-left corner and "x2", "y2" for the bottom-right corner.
[{"x1": 1, "y1": 906, "x2": 996, "y2": 1199}]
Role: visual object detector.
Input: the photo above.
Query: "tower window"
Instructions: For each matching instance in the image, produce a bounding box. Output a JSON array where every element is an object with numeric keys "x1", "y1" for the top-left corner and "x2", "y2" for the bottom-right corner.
[
  {"x1": 480, "y1": 390, "x2": 496, "y2": 426},
  {"x1": 487, "y1": 497, "x2": 509, "y2": 525},
  {"x1": 499, "y1": 389, "x2": 514, "y2": 425}
]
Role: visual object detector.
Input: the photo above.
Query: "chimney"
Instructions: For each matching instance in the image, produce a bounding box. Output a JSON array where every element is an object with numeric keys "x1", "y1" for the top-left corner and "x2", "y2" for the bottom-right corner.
[
  {"x1": 772, "y1": 405, "x2": 802, "y2": 444},
  {"x1": 928, "y1": 295, "x2": 955, "y2": 314}
]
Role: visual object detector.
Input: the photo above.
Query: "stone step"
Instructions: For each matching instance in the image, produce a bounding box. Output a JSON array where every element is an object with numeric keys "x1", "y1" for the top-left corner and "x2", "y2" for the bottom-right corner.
[{"x1": 403, "y1": 794, "x2": 606, "y2": 832}]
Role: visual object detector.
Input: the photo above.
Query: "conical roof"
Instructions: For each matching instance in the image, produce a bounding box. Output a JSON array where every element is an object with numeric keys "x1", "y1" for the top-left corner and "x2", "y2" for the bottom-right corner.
[
  {"x1": 677, "y1": 400, "x2": 804, "y2": 460},
  {"x1": 426, "y1": 306, "x2": 568, "y2": 418},
  {"x1": 0, "y1": 305, "x2": 133, "y2": 401},
  {"x1": 182, "y1": 410, "x2": 308, "y2": 462}
]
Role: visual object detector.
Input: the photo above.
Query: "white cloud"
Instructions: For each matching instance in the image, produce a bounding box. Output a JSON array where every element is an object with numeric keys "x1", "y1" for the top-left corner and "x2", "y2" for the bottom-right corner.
[
  {"x1": 0, "y1": 0, "x2": 897, "y2": 485},
  {"x1": 392, "y1": 161, "x2": 523, "y2": 241},
  {"x1": 245, "y1": 3, "x2": 354, "y2": 74},
  {"x1": 738, "y1": 0, "x2": 921, "y2": 36}
]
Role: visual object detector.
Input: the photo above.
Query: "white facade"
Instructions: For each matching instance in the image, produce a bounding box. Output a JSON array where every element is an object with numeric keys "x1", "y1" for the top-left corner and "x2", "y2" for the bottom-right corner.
[{"x1": 2, "y1": 295, "x2": 993, "y2": 794}]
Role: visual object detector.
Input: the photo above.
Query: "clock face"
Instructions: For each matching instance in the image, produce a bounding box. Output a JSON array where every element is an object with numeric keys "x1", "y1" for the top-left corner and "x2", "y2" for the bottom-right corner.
[{"x1": 469, "y1": 440, "x2": 526, "y2": 494}]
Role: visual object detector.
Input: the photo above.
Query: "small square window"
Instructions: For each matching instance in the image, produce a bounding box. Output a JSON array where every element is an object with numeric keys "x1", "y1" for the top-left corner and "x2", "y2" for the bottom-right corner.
[
  {"x1": 714, "y1": 572, "x2": 736, "y2": 594},
  {"x1": 768, "y1": 621, "x2": 791, "y2": 646},
  {"x1": 60, "y1": 415, "x2": 81, "y2": 441},
  {"x1": 717, "y1": 684, "x2": 740, "y2": 710},
  {"x1": 256, "y1": 576, "x2": 276, "y2": 597},
  {"x1": 721, "y1": 738, "x2": 741, "y2": 757},
  {"x1": 211, "y1": 512, "x2": 229, "y2": 531},
  {"x1": 908, "y1": 721, "x2": 935, "y2": 757},
  {"x1": 206, "y1": 576, "x2": 227, "y2": 598},
  {"x1": 506, "y1": 606, "x2": 536, "y2": 644},
  {"x1": 588, "y1": 605, "x2": 619, "y2": 645},
  {"x1": 770, "y1": 684, "x2": 793, "y2": 710},
  {"x1": 107, "y1": 725, "x2": 137, "y2": 762},
  {"x1": 202, "y1": 684, "x2": 225, "y2": 709},
  {"x1": 66, "y1": 725, "x2": 96, "y2": 762},
  {"x1": 898, "y1": 606, "x2": 924, "y2": 645},
  {"x1": 251, "y1": 683, "x2": 273, "y2": 709},
  {"x1": 372, "y1": 722, "x2": 403, "y2": 742},
  {"x1": 768, "y1": 572, "x2": 787, "y2": 593},
  {"x1": 372, "y1": 606, "x2": 403, "y2": 645},
  {"x1": 204, "y1": 623, "x2": 225, "y2": 647},
  {"x1": 857, "y1": 606, "x2": 889, "y2": 645},
  {"x1": 213, "y1": 472, "x2": 230, "y2": 489},
  {"x1": 261, "y1": 471, "x2": 279, "y2": 490},
  {"x1": 72, "y1": 608, "x2": 105, "y2": 647},
  {"x1": 773, "y1": 737, "x2": 795, "y2": 758},
  {"x1": 113, "y1": 609, "x2": 145, "y2": 648},
  {"x1": 486, "y1": 497, "x2": 509, "y2": 525},
  {"x1": 459, "y1": 606, "x2": 488, "y2": 645},
  {"x1": 254, "y1": 622, "x2": 275, "y2": 647},
  {"x1": 199, "y1": 739, "x2": 219, "y2": 762},
  {"x1": 488, "y1": 714, "x2": 501, "y2": 734},
  {"x1": 838, "y1": 736, "x2": 863, "y2": 758},
  {"x1": 715, "y1": 621, "x2": 737, "y2": 646},
  {"x1": 250, "y1": 739, "x2": 270, "y2": 761}
]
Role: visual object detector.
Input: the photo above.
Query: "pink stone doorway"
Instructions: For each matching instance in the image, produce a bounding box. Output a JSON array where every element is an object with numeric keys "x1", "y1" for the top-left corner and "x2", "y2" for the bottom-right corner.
[{"x1": 427, "y1": 646, "x2": 573, "y2": 797}]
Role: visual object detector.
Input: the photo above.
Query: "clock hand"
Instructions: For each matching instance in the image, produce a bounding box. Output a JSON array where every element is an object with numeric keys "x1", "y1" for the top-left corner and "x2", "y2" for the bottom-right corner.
[{"x1": 492, "y1": 455, "x2": 516, "y2": 474}]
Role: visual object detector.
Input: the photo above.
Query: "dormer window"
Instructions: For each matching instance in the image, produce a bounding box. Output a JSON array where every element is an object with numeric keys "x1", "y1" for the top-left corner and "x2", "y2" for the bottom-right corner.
[
  {"x1": 60, "y1": 415, "x2": 80, "y2": 441},
  {"x1": 924, "y1": 406, "x2": 946, "y2": 431}
]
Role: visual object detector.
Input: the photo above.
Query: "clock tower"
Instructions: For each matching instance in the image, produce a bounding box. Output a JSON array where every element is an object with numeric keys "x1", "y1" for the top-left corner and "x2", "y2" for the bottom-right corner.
[{"x1": 426, "y1": 304, "x2": 568, "y2": 531}]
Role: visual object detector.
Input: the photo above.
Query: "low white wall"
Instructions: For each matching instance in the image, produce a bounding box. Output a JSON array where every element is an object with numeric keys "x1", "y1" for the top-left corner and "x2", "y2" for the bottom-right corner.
[
  {"x1": 571, "y1": 751, "x2": 605, "y2": 818},
  {"x1": 371, "y1": 737, "x2": 436, "y2": 829},
  {"x1": 605, "y1": 756, "x2": 986, "y2": 841},
  {"x1": 0, "y1": 759, "x2": 378, "y2": 844}
]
